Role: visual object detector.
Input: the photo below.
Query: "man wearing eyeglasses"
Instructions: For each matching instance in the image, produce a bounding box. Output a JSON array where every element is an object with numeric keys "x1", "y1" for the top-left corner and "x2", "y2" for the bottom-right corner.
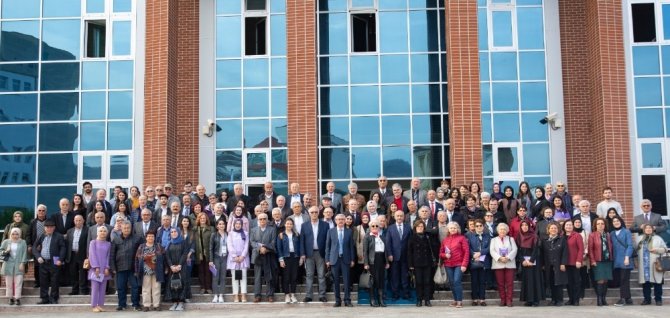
[
  {"x1": 371, "y1": 176, "x2": 393, "y2": 204},
  {"x1": 27, "y1": 204, "x2": 49, "y2": 288},
  {"x1": 300, "y1": 206, "x2": 329, "y2": 303},
  {"x1": 322, "y1": 182, "x2": 343, "y2": 214},
  {"x1": 632, "y1": 199, "x2": 667, "y2": 234},
  {"x1": 250, "y1": 213, "x2": 277, "y2": 303}
]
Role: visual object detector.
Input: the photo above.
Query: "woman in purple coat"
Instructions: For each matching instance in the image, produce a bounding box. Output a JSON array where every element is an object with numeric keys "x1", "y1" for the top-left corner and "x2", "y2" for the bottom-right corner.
[
  {"x1": 227, "y1": 219, "x2": 250, "y2": 302},
  {"x1": 89, "y1": 226, "x2": 112, "y2": 312}
]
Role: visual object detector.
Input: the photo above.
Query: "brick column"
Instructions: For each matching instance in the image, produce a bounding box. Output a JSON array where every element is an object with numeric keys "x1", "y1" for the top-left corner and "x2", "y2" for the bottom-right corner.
[
  {"x1": 445, "y1": 0, "x2": 483, "y2": 186},
  {"x1": 559, "y1": 0, "x2": 633, "y2": 223},
  {"x1": 286, "y1": 1, "x2": 318, "y2": 195}
]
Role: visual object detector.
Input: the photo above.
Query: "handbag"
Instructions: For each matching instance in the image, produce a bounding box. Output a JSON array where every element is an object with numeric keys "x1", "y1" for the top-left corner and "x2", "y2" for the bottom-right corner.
[
  {"x1": 408, "y1": 270, "x2": 416, "y2": 289},
  {"x1": 433, "y1": 260, "x2": 448, "y2": 285},
  {"x1": 359, "y1": 270, "x2": 371, "y2": 289},
  {"x1": 170, "y1": 272, "x2": 183, "y2": 290},
  {"x1": 0, "y1": 250, "x2": 9, "y2": 262},
  {"x1": 654, "y1": 253, "x2": 670, "y2": 272},
  {"x1": 470, "y1": 236, "x2": 485, "y2": 269},
  {"x1": 83, "y1": 258, "x2": 90, "y2": 270}
]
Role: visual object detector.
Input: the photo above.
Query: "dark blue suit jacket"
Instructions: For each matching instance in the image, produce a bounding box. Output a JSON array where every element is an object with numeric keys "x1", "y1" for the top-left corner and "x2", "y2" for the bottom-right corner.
[
  {"x1": 300, "y1": 220, "x2": 329, "y2": 258},
  {"x1": 386, "y1": 222, "x2": 411, "y2": 260},
  {"x1": 325, "y1": 227, "x2": 355, "y2": 264}
]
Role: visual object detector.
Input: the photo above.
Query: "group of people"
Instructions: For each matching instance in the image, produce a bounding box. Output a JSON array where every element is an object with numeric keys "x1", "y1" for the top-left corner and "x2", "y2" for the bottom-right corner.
[{"x1": 0, "y1": 179, "x2": 668, "y2": 310}]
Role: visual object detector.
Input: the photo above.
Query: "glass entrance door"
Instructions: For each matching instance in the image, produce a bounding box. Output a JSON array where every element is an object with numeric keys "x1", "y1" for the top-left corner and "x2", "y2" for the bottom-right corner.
[{"x1": 78, "y1": 151, "x2": 132, "y2": 200}]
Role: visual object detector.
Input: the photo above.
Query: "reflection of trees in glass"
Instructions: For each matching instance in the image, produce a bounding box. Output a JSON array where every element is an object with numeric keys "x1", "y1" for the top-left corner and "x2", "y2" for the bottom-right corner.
[
  {"x1": 216, "y1": 151, "x2": 242, "y2": 182},
  {"x1": 497, "y1": 147, "x2": 515, "y2": 173}
]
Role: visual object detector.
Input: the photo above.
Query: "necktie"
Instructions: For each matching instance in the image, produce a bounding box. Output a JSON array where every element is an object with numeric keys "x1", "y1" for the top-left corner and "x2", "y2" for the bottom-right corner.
[
  {"x1": 398, "y1": 225, "x2": 403, "y2": 237},
  {"x1": 172, "y1": 215, "x2": 177, "y2": 228},
  {"x1": 430, "y1": 202, "x2": 435, "y2": 217},
  {"x1": 381, "y1": 189, "x2": 385, "y2": 195},
  {"x1": 338, "y1": 230, "x2": 343, "y2": 255},
  {"x1": 144, "y1": 223, "x2": 148, "y2": 235},
  {"x1": 646, "y1": 213, "x2": 650, "y2": 222}
]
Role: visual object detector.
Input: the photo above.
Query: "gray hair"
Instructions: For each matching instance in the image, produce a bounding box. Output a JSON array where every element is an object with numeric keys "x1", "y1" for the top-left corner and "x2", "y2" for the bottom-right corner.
[{"x1": 392, "y1": 183, "x2": 402, "y2": 190}]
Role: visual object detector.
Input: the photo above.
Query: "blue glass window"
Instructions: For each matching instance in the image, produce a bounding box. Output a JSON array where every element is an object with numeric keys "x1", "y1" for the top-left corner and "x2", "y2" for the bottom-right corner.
[
  {"x1": 42, "y1": 20, "x2": 81, "y2": 60},
  {"x1": 107, "y1": 121, "x2": 132, "y2": 150},
  {"x1": 216, "y1": 151, "x2": 242, "y2": 181},
  {"x1": 381, "y1": 85, "x2": 410, "y2": 113},
  {"x1": 112, "y1": 21, "x2": 132, "y2": 56},
  {"x1": 108, "y1": 91, "x2": 133, "y2": 119},
  {"x1": 0, "y1": 94, "x2": 37, "y2": 122},
  {"x1": 409, "y1": 10, "x2": 438, "y2": 53},
  {"x1": 80, "y1": 122, "x2": 106, "y2": 150},
  {"x1": 271, "y1": 88, "x2": 287, "y2": 116},
  {"x1": 351, "y1": 116, "x2": 380, "y2": 145},
  {"x1": 40, "y1": 93, "x2": 78, "y2": 121},
  {"x1": 81, "y1": 92, "x2": 106, "y2": 120},
  {"x1": 413, "y1": 145, "x2": 442, "y2": 177},
  {"x1": 633, "y1": 46, "x2": 660, "y2": 75},
  {"x1": 523, "y1": 143, "x2": 550, "y2": 175},
  {"x1": 82, "y1": 155, "x2": 101, "y2": 180},
  {"x1": 412, "y1": 84, "x2": 441, "y2": 113},
  {"x1": 319, "y1": 13, "x2": 347, "y2": 54},
  {"x1": 517, "y1": 8, "x2": 544, "y2": 50},
  {"x1": 352, "y1": 0, "x2": 374, "y2": 8},
  {"x1": 478, "y1": 8, "x2": 488, "y2": 50},
  {"x1": 382, "y1": 146, "x2": 411, "y2": 178},
  {"x1": 109, "y1": 155, "x2": 129, "y2": 179},
  {"x1": 243, "y1": 89, "x2": 269, "y2": 117},
  {"x1": 413, "y1": 115, "x2": 442, "y2": 144},
  {"x1": 380, "y1": 55, "x2": 409, "y2": 83},
  {"x1": 492, "y1": 82, "x2": 518, "y2": 111},
  {"x1": 319, "y1": 56, "x2": 347, "y2": 85},
  {"x1": 243, "y1": 58, "x2": 269, "y2": 87},
  {"x1": 217, "y1": 17, "x2": 242, "y2": 57},
  {"x1": 517, "y1": 0, "x2": 543, "y2": 4},
  {"x1": 350, "y1": 55, "x2": 378, "y2": 84},
  {"x1": 216, "y1": 119, "x2": 242, "y2": 148},
  {"x1": 482, "y1": 114, "x2": 492, "y2": 143},
  {"x1": 481, "y1": 82, "x2": 491, "y2": 111},
  {"x1": 379, "y1": 12, "x2": 408, "y2": 53},
  {"x1": 662, "y1": 46, "x2": 670, "y2": 74},
  {"x1": 493, "y1": 113, "x2": 520, "y2": 142},
  {"x1": 0, "y1": 124, "x2": 36, "y2": 152},
  {"x1": 114, "y1": 0, "x2": 132, "y2": 12},
  {"x1": 663, "y1": 77, "x2": 670, "y2": 106},
  {"x1": 41, "y1": 62, "x2": 80, "y2": 91},
  {"x1": 519, "y1": 52, "x2": 546, "y2": 80},
  {"x1": 379, "y1": 0, "x2": 406, "y2": 10},
  {"x1": 320, "y1": 148, "x2": 350, "y2": 179},
  {"x1": 520, "y1": 82, "x2": 547, "y2": 110},
  {"x1": 217, "y1": 59, "x2": 242, "y2": 88},
  {"x1": 352, "y1": 147, "x2": 380, "y2": 178},
  {"x1": 642, "y1": 143, "x2": 663, "y2": 168},
  {"x1": 0, "y1": 64, "x2": 37, "y2": 92},
  {"x1": 320, "y1": 86, "x2": 348, "y2": 115},
  {"x1": 1, "y1": 21, "x2": 39, "y2": 62},
  {"x1": 39, "y1": 186, "x2": 77, "y2": 214},
  {"x1": 109, "y1": 61, "x2": 134, "y2": 89},
  {"x1": 483, "y1": 145, "x2": 493, "y2": 176},
  {"x1": 0, "y1": 155, "x2": 35, "y2": 185},
  {"x1": 491, "y1": 11, "x2": 513, "y2": 47},
  {"x1": 491, "y1": 52, "x2": 517, "y2": 80},
  {"x1": 271, "y1": 118, "x2": 287, "y2": 147},
  {"x1": 480, "y1": 53, "x2": 490, "y2": 80},
  {"x1": 664, "y1": 5, "x2": 670, "y2": 41},
  {"x1": 320, "y1": 117, "x2": 349, "y2": 146},
  {"x1": 271, "y1": 0, "x2": 286, "y2": 13},
  {"x1": 271, "y1": 58, "x2": 287, "y2": 86},
  {"x1": 497, "y1": 146, "x2": 518, "y2": 172},
  {"x1": 636, "y1": 108, "x2": 664, "y2": 138},
  {"x1": 244, "y1": 119, "x2": 269, "y2": 148},
  {"x1": 351, "y1": 86, "x2": 379, "y2": 115},
  {"x1": 217, "y1": 89, "x2": 242, "y2": 118},
  {"x1": 39, "y1": 123, "x2": 78, "y2": 151},
  {"x1": 318, "y1": 0, "x2": 346, "y2": 11},
  {"x1": 82, "y1": 61, "x2": 107, "y2": 90},
  {"x1": 411, "y1": 54, "x2": 440, "y2": 82},
  {"x1": 2, "y1": 0, "x2": 40, "y2": 18},
  {"x1": 382, "y1": 116, "x2": 411, "y2": 145},
  {"x1": 635, "y1": 77, "x2": 662, "y2": 107},
  {"x1": 270, "y1": 15, "x2": 286, "y2": 56},
  {"x1": 86, "y1": 0, "x2": 105, "y2": 13},
  {"x1": 271, "y1": 149, "x2": 287, "y2": 180},
  {"x1": 409, "y1": 0, "x2": 437, "y2": 8},
  {"x1": 217, "y1": 0, "x2": 241, "y2": 14},
  {"x1": 667, "y1": 109, "x2": 670, "y2": 135},
  {"x1": 522, "y1": 112, "x2": 549, "y2": 142}
]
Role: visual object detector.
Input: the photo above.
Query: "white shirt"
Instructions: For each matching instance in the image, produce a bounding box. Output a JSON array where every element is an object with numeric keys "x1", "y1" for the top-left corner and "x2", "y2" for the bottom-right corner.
[
  {"x1": 287, "y1": 233, "x2": 295, "y2": 253},
  {"x1": 219, "y1": 235, "x2": 228, "y2": 256},
  {"x1": 72, "y1": 228, "x2": 82, "y2": 251},
  {"x1": 293, "y1": 215, "x2": 304, "y2": 234},
  {"x1": 369, "y1": 212, "x2": 379, "y2": 223},
  {"x1": 580, "y1": 214, "x2": 592, "y2": 235},
  {"x1": 311, "y1": 222, "x2": 319, "y2": 249},
  {"x1": 374, "y1": 236, "x2": 385, "y2": 252}
]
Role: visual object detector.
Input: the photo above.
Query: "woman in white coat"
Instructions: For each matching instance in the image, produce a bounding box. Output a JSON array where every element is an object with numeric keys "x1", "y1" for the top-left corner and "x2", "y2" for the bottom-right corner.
[
  {"x1": 489, "y1": 223, "x2": 518, "y2": 307},
  {"x1": 636, "y1": 224, "x2": 668, "y2": 306}
]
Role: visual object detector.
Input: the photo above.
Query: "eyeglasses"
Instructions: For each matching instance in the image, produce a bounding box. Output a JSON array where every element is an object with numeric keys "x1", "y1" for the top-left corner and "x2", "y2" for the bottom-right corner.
[
  {"x1": 485, "y1": 214, "x2": 493, "y2": 217},
  {"x1": 642, "y1": 204, "x2": 651, "y2": 207},
  {"x1": 370, "y1": 225, "x2": 378, "y2": 228},
  {"x1": 378, "y1": 179, "x2": 387, "y2": 182},
  {"x1": 258, "y1": 218, "x2": 268, "y2": 221},
  {"x1": 147, "y1": 190, "x2": 154, "y2": 192},
  {"x1": 556, "y1": 185, "x2": 564, "y2": 187},
  {"x1": 309, "y1": 212, "x2": 319, "y2": 214},
  {"x1": 37, "y1": 209, "x2": 46, "y2": 212}
]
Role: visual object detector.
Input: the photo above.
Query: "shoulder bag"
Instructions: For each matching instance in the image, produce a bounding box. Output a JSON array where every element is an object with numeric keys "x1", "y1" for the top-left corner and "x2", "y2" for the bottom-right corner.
[
  {"x1": 433, "y1": 259, "x2": 448, "y2": 285},
  {"x1": 655, "y1": 253, "x2": 670, "y2": 272}
]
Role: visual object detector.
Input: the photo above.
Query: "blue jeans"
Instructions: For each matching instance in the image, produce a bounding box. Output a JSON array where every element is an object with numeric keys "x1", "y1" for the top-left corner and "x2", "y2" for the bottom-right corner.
[
  {"x1": 116, "y1": 270, "x2": 140, "y2": 308},
  {"x1": 446, "y1": 266, "x2": 464, "y2": 301}
]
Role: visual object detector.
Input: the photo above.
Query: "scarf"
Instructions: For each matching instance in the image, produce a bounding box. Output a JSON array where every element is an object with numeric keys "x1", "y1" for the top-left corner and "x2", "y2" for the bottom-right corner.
[
  {"x1": 516, "y1": 222, "x2": 537, "y2": 249},
  {"x1": 165, "y1": 228, "x2": 184, "y2": 251},
  {"x1": 233, "y1": 219, "x2": 246, "y2": 241},
  {"x1": 573, "y1": 225, "x2": 584, "y2": 233}
]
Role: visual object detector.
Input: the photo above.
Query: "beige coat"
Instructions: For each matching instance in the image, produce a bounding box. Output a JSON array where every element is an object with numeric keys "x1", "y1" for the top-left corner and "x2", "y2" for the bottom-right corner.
[
  {"x1": 636, "y1": 235, "x2": 668, "y2": 284},
  {"x1": 490, "y1": 235, "x2": 518, "y2": 269}
]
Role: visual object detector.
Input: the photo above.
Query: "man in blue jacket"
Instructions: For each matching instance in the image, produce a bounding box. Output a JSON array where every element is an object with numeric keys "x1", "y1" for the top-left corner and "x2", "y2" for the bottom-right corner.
[
  {"x1": 325, "y1": 214, "x2": 355, "y2": 307},
  {"x1": 386, "y1": 210, "x2": 411, "y2": 300},
  {"x1": 300, "y1": 206, "x2": 330, "y2": 303}
]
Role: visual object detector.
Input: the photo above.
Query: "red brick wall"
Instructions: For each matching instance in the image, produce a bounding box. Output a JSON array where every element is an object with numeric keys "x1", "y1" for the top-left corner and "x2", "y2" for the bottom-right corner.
[
  {"x1": 286, "y1": 0, "x2": 318, "y2": 195},
  {"x1": 444, "y1": 1, "x2": 483, "y2": 186}
]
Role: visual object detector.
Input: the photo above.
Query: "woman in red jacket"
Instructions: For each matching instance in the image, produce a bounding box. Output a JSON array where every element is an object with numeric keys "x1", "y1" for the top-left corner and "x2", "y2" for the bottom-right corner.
[
  {"x1": 440, "y1": 221, "x2": 470, "y2": 308},
  {"x1": 588, "y1": 218, "x2": 613, "y2": 306},
  {"x1": 563, "y1": 220, "x2": 584, "y2": 306}
]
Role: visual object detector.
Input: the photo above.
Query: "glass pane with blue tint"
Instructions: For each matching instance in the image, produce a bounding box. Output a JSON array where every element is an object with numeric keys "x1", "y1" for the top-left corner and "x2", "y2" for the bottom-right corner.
[
  {"x1": 318, "y1": 0, "x2": 346, "y2": 11},
  {"x1": 320, "y1": 86, "x2": 348, "y2": 115},
  {"x1": 411, "y1": 54, "x2": 440, "y2": 83},
  {"x1": 633, "y1": 46, "x2": 660, "y2": 76},
  {"x1": 492, "y1": 0, "x2": 512, "y2": 3},
  {"x1": 271, "y1": 88, "x2": 287, "y2": 116},
  {"x1": 82, "y1": 155, "x2": 102, "y2": 180},
  {"x1": 379, "y1": 12, "x2": 408, "y2": 53},
  {"x1": 662, "y1": 46, "x2": 670, "y2": 74},
  {"x1": 216, "y1": 119, "x2": 242, "y2": 148},
  {"x1": 271, "y1": 149, "x2": 288, "y2": 180},
  {"x1": 81, "y1": 92, "x2": 106, "y2": 120},
  {"x1": 86, "y1": 0, "x2": 105, "y2": 13},
  {"x1": 42, "y1": 0, "x2": 81, "y2": 18},
  {"x1": 109, "y1": 61, "x2": 134, "y2": 89},
  {"x1": 352, "y1": 147, "x2": 381, "y2": 178},
  {"x1": 439, "y1": 11, "x2": 446, "y2": 51},
  {"x1": 112, "y1": 21, "x2": 132, "y2": 56},
  {"x1": 409, "y1": 10, "x2": 438, "y2": 53},
  {"x1": 40, "y1": 93, "x2": 78, "y2": 121},
  {"x1": 412, "y1": 84, "x2": 441, "y2": 113},
  {"x1": 271, "y1": 118, "x2": 287, "y2": 147},
  {"x1": 382, "y1": 116, "x2": 411, "y2": 145},
  {"x1": 413, "y1": 145, "x2": 442, "y2": 178},
  {"x1": 440, "y1": 53, "x2": 446, "y2": 80},
  {"x1": 80, "y1": 122, "x2": 105, "y2": 150},
  {"x1": 483, "y1": 145, "x2": 493, "y2": 176},
  {"x1": 492, "y1": 11, "x2": 513, "y2": 47},
  {"x1": 482, "y1": 113, "x2": 492, "y2": 143},
  {"x1": 409, "y1": 0, "x2": 437, "y2": 8},
  {"x1": 352, "y1": 0, "x2": 374, "y2": 8},
  {"x1": 519, "y1": 52, "x2": 546, "y2": 80},
  {"x1": 525, "y1": 177, "x2": 551, "y2": 190},
  {"x1": 442, "y1": 113, "x2": 449, "y2": 143},
  {"x1": 38, "y1": 186, "x2": 77, "y2": 213},
  {"x1": 243, "y1": 119, "x2": 269, "y2": 148},
  {"x1": 243, "y1": 59, "x2": 269, "y2": 87},
  {"x1": 0, "y1": 155, "x2": 35, "y2": 185},
  {"x1": 522, "y1": 112, "x2": 549, "y2": 142},
  {"x1": 108, "y1": 91, "x2": 133, "y2": 119},
  {"x1": 39, "y1": 123, "x2": 78, "y2": 151},
  {"x1": 382, "y1": 146, "x2": 411, "y2": 178},
  {"x1": 0, "y1": 64, "x2": 37, "y2": 92},
  {"x1": 481, "y1": 82, "x2": 491, "y2": 111},
  {"x1": 82, "y1": 61, "x2": 107, "y2": 90},
  {"x1": 40, "y1": 62, "x2": 80, "y2": 91},
  {"x1": 243, "y1": 89, "x2": 269, "y2": 117},
  {"x1": 38, "y1": 154, "x2": 77, "y2": 184},
  {"x1": 517, "y1": 7, "x2": 544, "y2": 50},
  {"x1": 0, "y1": 94, "x2": 37, "y2": 122},
  {"x1": 491, "y1": 52, "x2": 517, "y2": 80},
  {"x1": 319, "y1": 13, "x2": 347, "y2": 54},
  {"x1": 379, "y1": 0, "x2": 406, "y2": 10},
  {"x1": 492, "y1": 82, "x2": 519, "y2": 111},
  {"x1": 351, "y1": 86, "x2": 379, "y2": 115},
  {"x1": 0, "y1": 21, "x2": 39, "y2": 62},
  {"x1": 412, "y1": 115, "x2": 441, "y2": 144},
  {"x1": 320, "y1": 117, "x2": 349, "y2": 146},
  {"x1": 380, "y1": 55, "x2": 409, "y2": 83},
  {"x1": 667, "y1": 108, "x2": 670, "y2": 136},
  {"x1": 216, "y1": 151, "x2": 242, "y2": 182},
  {"x1": 217, "y1": 89, "x2": 242, "y2": 118},
  {"x1": 0, "y1": 124, "x2": 36, "y2": 152},
  {"x1": 635, "y1": 77, "x2": 662, "y2": 107},
  {"x1": 636, "y1": 108, "x2": 664, "y2": 138},
  {"x1": 664, "y1": 5, "x2": 670, "y2": 41},
  {"x1": 497, "y1": 146, "x2": 518, "y2": 173},
  {"x1": 319, "y1": 56, "x2": 348, "y2": 85},
  {"x1": 517, "y1": 0, "x2": 543, "y2": 4},
  {"x1": 2, "y1": 0, "x2": 39, "y2": 18},
  {"x1": 114, "y1": 0, "x2": 132, "y2": 12},
  {"x1": 350, "y1": 55, "x2": 378, "y2": 84},
  {"x1": 271, "y1": 0, "x2": 286, "y2": 13},
  {"x1": 381, "y1": 85, "x2": 410, "y2": 113},
  {"x1": 520, "y1": 82, "x2": 547, "y2": 110},
  {"x1": 217, "y1": 16, "x2": 242, "y2": 58},
  {"x1": 107, "y1": 121, "x2": 132, "y2": 150},
  {"x1": 441, "y1": 83, "x2": 448, "y2": 112},
  {"x1": 493, "y1": 113, "x2": 520, "y2": 142},
  {"x1": 478, "y1": 8, "x2": 488, "y2": 50},
  {"x1": 270, "y1": 15, "x2": 286, "y2": 56},
  {"x1": 663, "y1": 77, "x2": 670, "y2": 106},
  {"x1": 42, "y1": 20, "x2": 80, "y2": 60},
  {"x1": 320, "y1": 148, "x2": 350, "y2": 179},
  {"x1": 217, "y1": 0, "x2": 241, "y2": 14},
  {"x1": 109, "y1": 155, "x2": 129, "y2": 179},
  {"x1": 217, "y1": 59, "x2": 242, "y2": 88},
  {"x1": 271, "y1": 58, "x2": 286, "y2": 86},
  {"x1": 523, "y1": 143, "x2": 550, "y2": 175},
  {"x1": 351, "y1": 116, "x2": 380, "y2": 145},
  {"x1": 480, "y1": 53, "x2": 490, "y2": 80},
  {"x1": 642, "y1": 143, "x2": 663, "y2": 168}
]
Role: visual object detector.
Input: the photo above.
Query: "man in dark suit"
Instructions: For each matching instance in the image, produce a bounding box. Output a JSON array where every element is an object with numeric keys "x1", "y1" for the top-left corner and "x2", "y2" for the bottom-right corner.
[
  {"x1": 227, "y1": 183, "x2": 251, "y2": 213},
  {"x1": 344, "y1": 198, "x2": 363, "y2": 227},
  {"x1": 386, "y1": 210, "x2": 411, "y2": 300},
  {"x1": 325, "y1": 214, "x2": 355, "y2": 307},
  {"x1": 631, "y1": 199, "x2": 667, "y2": 234},
  {"x1": 300, "y1": 206, "x2": 330, "y2": 303},
  {"x1": 403, "y1": 178, "x2": 428, "y2": 207},
  {"x1": 322, "y1": 181, "x2": 343, "y2": 214},
  {"x1": 33, "y1": 220, "x2": 66, "y2": 304},
  {"x1": 385, "y1": 183, "x2": 409, "y2": 212},
  {"x1": 86, "y1": 189, "x2": 113, "y2": 223},
  {"x1": 52, "y1": 198, "x2": 75, "y2": 236},
  {"x1": 28, "y1": 204, "x2": 49, "y2": 288},
  {"x1": 250, "y1": 213, "x2": 277, "y2": 303},
  {"x1": 258, "y1": 181, "x2": 279, "y2": 210},
  {"x1": 133, "y1": 208, "x2": 158, "y2": 239},
  {"x1": 168, "y1": 201, "x2": 184, "y2": 229},
  {"x1": 66, "y1": 215, "x2": 88, "y2": 295},
  {"x1": 445, "y1": 199, "x2": 467, "y2": 233},
  {"x1": 425, "y1": 190, "x2": 445, "y2": 221},
  {"x1": 370, "y1": 176, "x2": 393, "y2": 206}
]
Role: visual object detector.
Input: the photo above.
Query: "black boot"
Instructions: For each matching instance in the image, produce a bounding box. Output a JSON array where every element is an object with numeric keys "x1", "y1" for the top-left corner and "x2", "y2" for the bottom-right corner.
[
  {"x1": 596, "y1": 285, "x2": 603, "y2": 306},
  {"x1": 370, "y1": 289, "x2": 379, "y2": 307},
  {"x1": 378, "y1": 290, "x2": 387, "y2": 307},
  {"x1": 601, "y1": 285, "x2": 608, "y2": 306}
]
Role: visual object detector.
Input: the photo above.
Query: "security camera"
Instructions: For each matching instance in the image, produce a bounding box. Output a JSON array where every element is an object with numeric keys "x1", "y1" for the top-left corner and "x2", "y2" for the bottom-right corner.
[
  {"x1": 207, "y1": 119, "x2": 215, "y2": 127},
  {"x1": 539, "y1": 112, "x2": 558, "y2": 125}
]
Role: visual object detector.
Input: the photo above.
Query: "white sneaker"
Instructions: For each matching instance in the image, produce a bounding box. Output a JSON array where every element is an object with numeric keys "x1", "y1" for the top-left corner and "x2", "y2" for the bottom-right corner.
[
  {"x1": 219, "y1": 295, "x2": 225, "y2": 303},
  {"x1": 290, "y1": 294, "x2": 298, "y2": 303},
  {"x1": 169, "y1": 303, "x2": 178, "y2": 311},
  {"x1": 175, "y1": 303, "x2": 184, "y2": 311},
  {"x1": 212, "y1": 295, "x2": 218, "y2": 303},
  {"x1": 285, "y1": 294, "x2": 291, "y2": 303}
]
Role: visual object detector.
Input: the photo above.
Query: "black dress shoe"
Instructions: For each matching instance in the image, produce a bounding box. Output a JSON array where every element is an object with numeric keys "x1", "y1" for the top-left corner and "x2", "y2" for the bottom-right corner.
[
  {"x1": 641, "y1": 300, "x2": 652, "y2": 305},
  {"x1": 344, "y1": 301, "x2": 353, "y2": 307},
  {"x1": 9, "y1": 299, "x2": 15, "y2": 305},
  {"x1": 319, "y1": 297, "x2": 328, "y2": 302},
  {"x1": 68, "y1": 291, "x2": 79, "y2": 296},
  {"x1": 33, "y1": 283, "x2": 40, "y2": 288},
  {"x1": 425, "y1": 300, "x2": 432, "y2": 307},
  {"x1": 333, "y1": 301, "x2": 341, "y2": 307},
  {"x1": 656, "y1": 301, "x2": 662, "y2": 306},
  {"x1": 416, "y1": 300, "x2": 422, "y2": 307},
  {"x1": 37, "y1": 299, "x2": 51, "y2": 305},
  {"x1": 303, "y1": 297, "x2": 312, "y2": 303},
  {"x1": 116, "y1": 306, "x2": 125, "y2": 311},
  {"x1": 51, "y1": 299, "x2": 59, "y2": 304},
  {"x1": 15, "y1": 299, "x2": 21, "y2": 306}
]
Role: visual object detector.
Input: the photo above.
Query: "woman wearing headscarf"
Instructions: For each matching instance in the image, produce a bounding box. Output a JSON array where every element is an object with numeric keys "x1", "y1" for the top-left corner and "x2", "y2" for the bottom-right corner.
[
  {"x1": 227, "y1": 218, "x2": 250, "y2": 302},
  {"x1": 88, "y1": 226, "x2": 112, "y2": 312},
  {"x1": 165, "y1": 228, "x2": 188, "y2": 311},
  {"x1": 1, "y1": 227, "x2": 28, "y2": 305},
  {"x1": 530, "y1": 187, "x2": 550, "y2": 221},
  {"x1": 605, "y1": 208, "x2": 626, "y2": 233},
  {"x1": 636, "y1": 224, "x2": 668, "y2": 306},
  {"x1": 610, "y1": 215, "x2": 634, "y2": 306},
  {"x1": 3, "y1": 211, "x2": 29, "y2": 241},
  {"x1": 516, "y1": 220, "x2": 542, "y2": 307},
  {"x1": 572, "y1": 218, "x2": 590, "y2": 299},
  {"x1": 500, "y1": 186, "x2": 520, "y2": 224},
  {"x1": 227, "y1": 206, "x2": 249, "y2": 233}
]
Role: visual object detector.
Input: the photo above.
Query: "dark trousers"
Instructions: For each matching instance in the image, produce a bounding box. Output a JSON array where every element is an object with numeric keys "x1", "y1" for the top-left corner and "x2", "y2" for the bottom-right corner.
[
  {"x1": 331, "y1": 257, "x2": 351, "y2": 302},
  {"x1": 390, "y1": 258, "x2": 408, "y2": 297},
  {"x1": 282, "y1": 255, "x2": 299, "y2": 293},
  {"x1": 414, "y1": 266, "x2": 433, "y2": 301},
  {"x1": 642, "y1": 282, "x2": 663, "y2": 302},
  {"x1": 470, "y1": 268, "x2": 487, "y2": 300},
  {"x1": 39, "y1": 261, "x2": 60, "y2": 301},
  {"x1": 566, "y1": 265, "x2": 581, "y2": 302},
  {"x1": 116, "y1": 270, "x2": 140, "y2": 308},
  {"x1": 486, "y1": 268, "x2": 497, "y2": 289},
  {"x1": 371, "y1": 253, "x2": 386, "y2": 290},
  {"x1": 68, "y1": 253, "x2": 88, "y2": 293},
  {"x1": 198, "y1": 260, "x2": 212, "y2": 291},
  {"x1": 34, "y1": 261, "x2": 41, "y2": 287},
  {"x1": 547, "y1": 267, "x2": 564, "y2": 302},
  {"x1": 613, "y1": 268, "x2": 631, "y2": 300},
  {"x1": 253, "y1": 256, "x2": 276, "y2": 297},
  {"x1": 578, "y1": 266, "x2": 589, "y2": 298}
]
